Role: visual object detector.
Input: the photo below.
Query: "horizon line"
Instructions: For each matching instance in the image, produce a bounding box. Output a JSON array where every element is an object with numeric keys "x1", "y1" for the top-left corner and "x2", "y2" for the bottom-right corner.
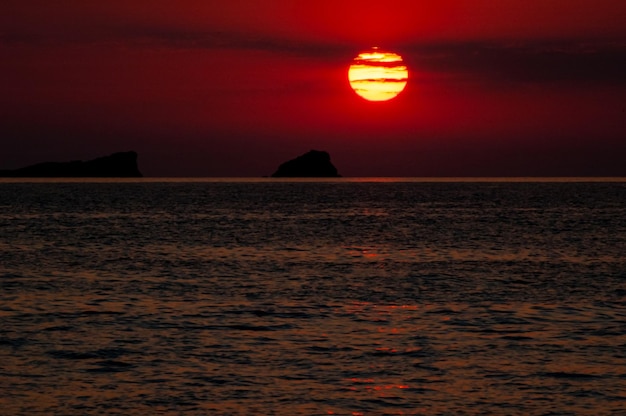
[{"x1": 1, "y1": 176, "x2": 625, "y2": 184}]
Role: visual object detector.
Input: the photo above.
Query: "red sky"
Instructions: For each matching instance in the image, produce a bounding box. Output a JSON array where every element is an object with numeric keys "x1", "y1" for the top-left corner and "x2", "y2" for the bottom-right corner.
[{"x1": 1, "y1": 1, "x2": 625, "y2": 176}]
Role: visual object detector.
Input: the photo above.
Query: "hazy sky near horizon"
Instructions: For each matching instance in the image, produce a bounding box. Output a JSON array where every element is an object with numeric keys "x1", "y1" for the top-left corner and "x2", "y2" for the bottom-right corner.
[{"x1": 2, "y1": 1, "x2": 625, "y2": 176}]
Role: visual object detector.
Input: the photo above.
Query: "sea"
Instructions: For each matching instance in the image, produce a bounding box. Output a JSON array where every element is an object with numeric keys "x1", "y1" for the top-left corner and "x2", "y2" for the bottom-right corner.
[{"x1": 0, "y1": 178, "x2": 625, "y2": 415}]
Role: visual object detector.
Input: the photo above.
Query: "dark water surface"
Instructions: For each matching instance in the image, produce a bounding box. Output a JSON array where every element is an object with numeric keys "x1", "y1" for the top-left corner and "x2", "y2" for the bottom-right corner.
[{"x1": 1, "y1": 179, "x2": 625, "y2": 415}]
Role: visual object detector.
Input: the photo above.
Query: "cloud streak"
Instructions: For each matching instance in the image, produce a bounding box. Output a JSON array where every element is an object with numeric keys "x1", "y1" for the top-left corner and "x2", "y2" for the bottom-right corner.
[
  {"x1": 4, "y1": 21, "x2": 625, "y2": 86},
  {"x1": 406, "y1": 40, "x2": 626, "y2": 85}
]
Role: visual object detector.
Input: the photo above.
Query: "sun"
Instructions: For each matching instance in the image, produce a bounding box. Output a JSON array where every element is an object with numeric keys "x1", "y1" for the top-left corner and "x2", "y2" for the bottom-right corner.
[{"x1": 348, "y1": 47, "x2": 409, "y2": 102}]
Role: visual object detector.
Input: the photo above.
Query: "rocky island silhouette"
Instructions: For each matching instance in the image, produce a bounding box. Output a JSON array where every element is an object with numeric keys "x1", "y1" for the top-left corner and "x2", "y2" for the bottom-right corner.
[
  {"x1": 0, "y1": 149, "x2": 343, "y2": 178},
  {"x1": 0, "y1": 151, "x2": 142, "y2": 177},
  {"x1": 271, "y1": 150, "x2": 341, "y2": 178}
]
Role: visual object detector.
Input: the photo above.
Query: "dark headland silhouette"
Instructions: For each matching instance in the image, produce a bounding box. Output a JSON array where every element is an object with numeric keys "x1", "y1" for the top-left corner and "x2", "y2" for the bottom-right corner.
[
  {"x1": 0, "y1": 151, "x2": 142, "y2": 177},
  {"x1": 271, "y1": 150, "x2": 341, "y2": 178}
]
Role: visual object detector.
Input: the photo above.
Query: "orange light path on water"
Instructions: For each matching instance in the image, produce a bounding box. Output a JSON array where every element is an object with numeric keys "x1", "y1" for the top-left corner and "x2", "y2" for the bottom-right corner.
[{"x1": 348, "y1": 48, "x2": 408, "y2": 102}]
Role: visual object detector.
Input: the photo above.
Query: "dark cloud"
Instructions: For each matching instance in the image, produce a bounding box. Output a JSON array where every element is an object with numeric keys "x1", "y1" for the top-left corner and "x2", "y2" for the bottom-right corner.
[
  {"x1": 405, "y1": 40, "x2": 626, "y2": 85},
  {"x1": 4, "y1": 22, "x2": 624, "y2": 86},
  {"x1": 0, "y1": 24, "x2": 352, "y2": 61}
]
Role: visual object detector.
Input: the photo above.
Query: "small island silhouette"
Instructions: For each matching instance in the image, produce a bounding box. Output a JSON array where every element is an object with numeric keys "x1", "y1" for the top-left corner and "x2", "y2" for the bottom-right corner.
[
  {"x1": 0, "y1": 151, "x2": 142, "y2": 177},
  {"x1": 271, "y1": 150, "x2": 341, "y2": 178}
]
